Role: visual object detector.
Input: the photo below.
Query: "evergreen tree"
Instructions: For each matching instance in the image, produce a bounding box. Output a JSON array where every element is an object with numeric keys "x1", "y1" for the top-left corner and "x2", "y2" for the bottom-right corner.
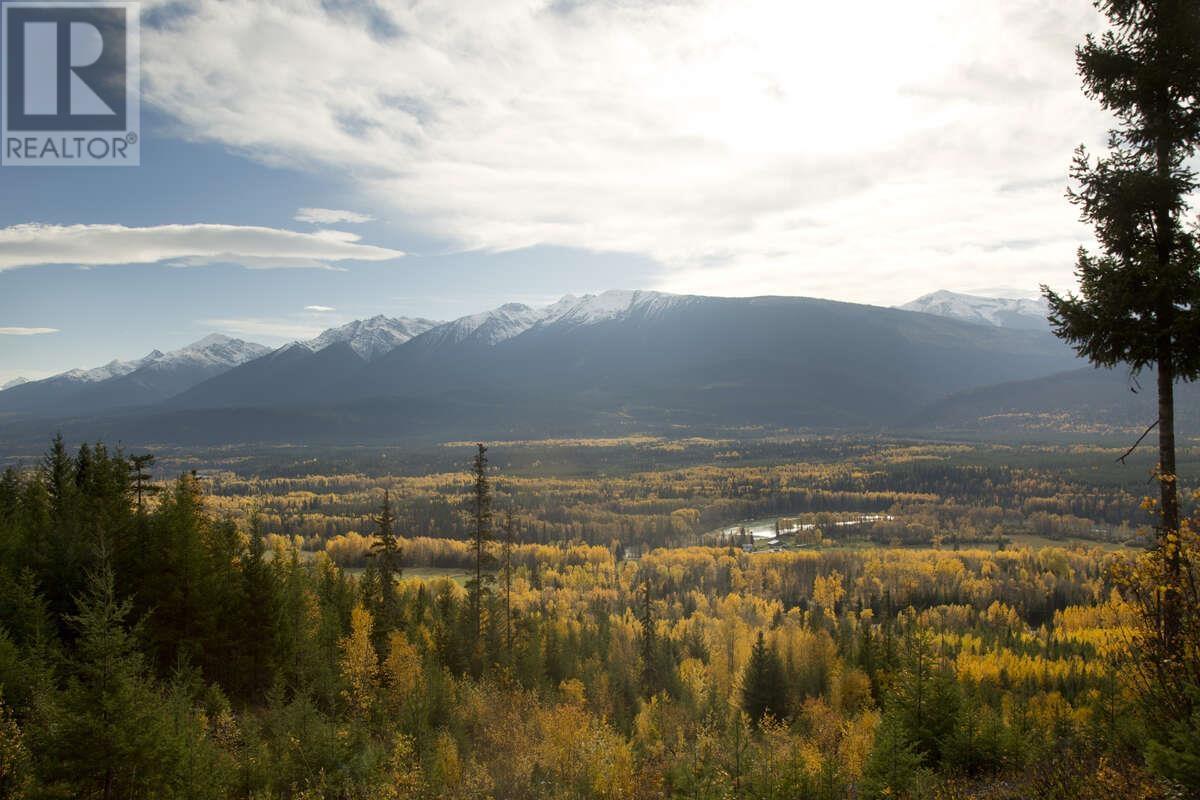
[
  {"x1": 368, "y1": 489, "x2": 403, "y2": 635},
  {"x1": 37, "y1": 435, "x2": 86, "y2": 628},
  {"x1": 0, "y1": 467, "x2": 19, "y2": 524},
  {"x1": 41, "y1": 434, "x2": 74, "y2": 521},
  {"x1": 237, "y1": 513, "x2": 278, "y2": 699},
  {"x1": 137, "y1": 473, "x2": 243, "y2": 685},
  {"x1": 466, "y1": 444, "x2": 494, "y2": 647},
  {"x1": 639, "y1": 581, "x2": 657, "y2": 698},
  {"x1": 45, "y1": 555, "x2": 170, "y2": 800},
  {"x1": 1042, "y1": 0, "x2": 1200, "y2": 649},
  {"x1": 893, "y1": 628, "x2": 959, "y2": 765},
  {"x1": 861, "y1": 710, "x2": 926, "y2": 800},
  {"x1": 127, "y1": 454, "x2": 158, "y2": 512},
  {"x1": 741, "y1": 631, "x2": 787, "y2": 724},
  {"x1": 73, "y1": 443, "x2": 93, "y2": 493}
]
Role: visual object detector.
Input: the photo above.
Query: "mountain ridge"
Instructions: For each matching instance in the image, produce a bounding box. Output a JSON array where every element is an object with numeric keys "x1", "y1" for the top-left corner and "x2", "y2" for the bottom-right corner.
[
  {"x1": 0, "y1": 334, "x2": 271, "y2": 417},
  {"x1": 302, "y1": 315, "x2": 442, "y2": 360},
  {"x1": 0, "y1": 290, "x2": 1093, "y2": 445},
  {"x1": 899, "y1": 289, "x2": 1050, "y2": 330}
]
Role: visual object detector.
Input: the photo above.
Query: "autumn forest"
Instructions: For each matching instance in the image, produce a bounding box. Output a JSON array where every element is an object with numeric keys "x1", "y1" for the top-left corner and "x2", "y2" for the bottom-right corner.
[{"x1": 0, "y1": 433, "x2": 1196, "y2": 799}]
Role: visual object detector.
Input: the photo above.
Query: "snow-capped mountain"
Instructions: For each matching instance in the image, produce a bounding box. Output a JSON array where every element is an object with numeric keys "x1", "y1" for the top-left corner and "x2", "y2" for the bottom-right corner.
[
  {"x1": 0, "y1": 377, "x2": 29, "y2": 391},
  {"x1": 44, "y1": 335, "x2": 267, "y2": 385},
  {"x1": 304, "y1": 315, "x2": 441, "y2": 360},
  {"x1": 59, "y1": 351, "x2": 164, "y2": 383},
  {"x1": 898, "y1": 290, "x2": 1050, "y2": 330},
  {"x1": 538, "y1": 289, "x2": 696, "y2": 329},
  {"x1": 0, "y1": 334, "x2": 269, "y2": 415},
  {"x1": 170, "y1": 293, "x2": 694, "y2": 408},
  {"x1": 139, "y1": 334, "x2": 270, "y2": 373},
  {"x1": 419, "y1": 302, "x2": 554, "y2": 348},
  {"x1": 3, "y1": 290, "x2": 1088, "y2": 440},
  {"x1": 419, "y1": 290, "x2": 696, "y2": 348}
]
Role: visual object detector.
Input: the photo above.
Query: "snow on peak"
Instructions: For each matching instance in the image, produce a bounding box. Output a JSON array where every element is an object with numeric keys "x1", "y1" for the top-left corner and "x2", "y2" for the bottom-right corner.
[
  {"x1": 144, "y1": 335, "x2": 271, "y2": 371},
  {"x1": 428, "y1": 290, "x2": 694, "y2": 347},
  {"x1": 0, "y1": 377, "x2": 29, "y2": 391},
  {"x1": 898, "y1": 290, "x2": 1049, "y2": 330},
  {"x1": 306, "y1": 315, "x2": 441, "y2": 360},
  {"x1": 47, "y1": 336, "x2": 269, "y2": 385},
  {"x1": 188, "y1": 333, "x2": 237, "y2": 349},
  {"x1": 431, "y1": 303, "x2": 546, "y2": 346},
  {"x1": 60, "y1": 351, "x2": 162, "y2": 383},
  {"x1": 544, "y1": 289, "x2": 688, "y2": 327}
]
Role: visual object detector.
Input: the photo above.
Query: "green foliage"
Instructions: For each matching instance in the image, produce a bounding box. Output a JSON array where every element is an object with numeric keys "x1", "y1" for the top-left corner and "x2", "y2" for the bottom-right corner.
[
  {"x1": 34, "y1": 556, "x2": 231, "y2": 799},
  {"x1": 467, "y1": 444, "x2": 495, "y2": 637},
  {"x1": 1143, "y1": 686, "x2": 1200, "y2": 790},
  {"x1": 861, "y1": 710, "x2": 927, "y2": 800},
  {"x1": 1044, "y1": 5, "x2": 1200, "y2": 788},
  {"x1": 1043, "y1": 0, "x2": 1200, "y2": 378},
  {"x1": 891, "y1": 629, "x2": 960, "y2": 767},
  {"x1": 741, "y1": 631, "x2": 788, "y2": 724},
  {"x1": 367, "y1": 490, "x2": 403, "y2": 640},
  {"x1": 0, "y1": 436, "x2": 1180, "y2": 798}
]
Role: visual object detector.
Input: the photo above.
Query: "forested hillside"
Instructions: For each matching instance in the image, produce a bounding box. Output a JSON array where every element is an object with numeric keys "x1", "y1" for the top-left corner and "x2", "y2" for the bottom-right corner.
[{"x1": 0, "y1": 436, "x2": 1195, "y2": 798}]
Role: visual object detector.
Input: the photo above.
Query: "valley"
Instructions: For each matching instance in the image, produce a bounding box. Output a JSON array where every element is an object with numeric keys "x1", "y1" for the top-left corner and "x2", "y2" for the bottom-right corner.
[{"x1": 126, "y1": 435, "x2": 1193, "y2": 567}]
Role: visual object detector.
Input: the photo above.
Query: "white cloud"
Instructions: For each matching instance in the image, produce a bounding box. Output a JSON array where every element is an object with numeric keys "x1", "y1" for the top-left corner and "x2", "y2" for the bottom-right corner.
[
  {"x1": 0, "y1": 327, "x2": 58, "y2": 335},
  {"x1": 200, "y1": 317, "x2": 324, "y2": 342},
  {"x1": 295, "y1": 208, "x2": 375, "y2": 224},
  {"x1": 0, "y1": 223, "x2": 405, "y2": 271},
  {"x1": 141, "y1": 0, "x2": 1110, "y2": 303},
  {"x1": 305, "y1": 305, "x2": 336, "y2": 312}
]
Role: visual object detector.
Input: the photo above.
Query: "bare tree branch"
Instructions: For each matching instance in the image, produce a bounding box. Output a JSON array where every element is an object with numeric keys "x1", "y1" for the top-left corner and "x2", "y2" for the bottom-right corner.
[{"x1": 1117, "y1": 418, "x2": 1159, "y2": 464}]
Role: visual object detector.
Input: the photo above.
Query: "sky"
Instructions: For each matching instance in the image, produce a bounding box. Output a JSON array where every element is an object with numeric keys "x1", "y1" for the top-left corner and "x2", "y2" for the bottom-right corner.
[{"x1": 0, "y1": 0, "x2": 1114, "y2": 384}]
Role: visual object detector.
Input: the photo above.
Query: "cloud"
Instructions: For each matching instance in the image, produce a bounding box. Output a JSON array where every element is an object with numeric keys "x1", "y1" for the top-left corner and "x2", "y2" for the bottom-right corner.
[
  {"x1": 141, "y1": 0, "x2": 1110, "y2": 303},
  {"x1": 199, "y1": 317, "x2": 324, "y2": 342},
  {"x1": 0, "y1": 223, "x2": 405, "y2": 271},
  {"x1": 0, "y1": 327, "x2": 59, "y2": 335},
  {"x1": 295, "y1": 208, "x2": 375, "y2": 224},
  {"x1": 304, "y1": 305, "x2": 336, "y2": 312}
]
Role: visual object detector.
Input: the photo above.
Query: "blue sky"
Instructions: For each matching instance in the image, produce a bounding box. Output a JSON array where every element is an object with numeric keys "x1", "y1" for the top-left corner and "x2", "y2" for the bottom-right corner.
[
  {"x1": 0, "y1": 0, "x2": 1112, "y2": 384},
  {"x1": 0, "y1": 106, "x2": 658, "y2": 381}
]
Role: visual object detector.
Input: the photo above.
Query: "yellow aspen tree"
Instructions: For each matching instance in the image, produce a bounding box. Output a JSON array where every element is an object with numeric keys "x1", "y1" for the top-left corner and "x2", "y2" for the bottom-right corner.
[
  {"x1": 339, "y1": 604, "x2": 379, "y2": 719},
  {"x1": 383, "y1": 630, "x2": 421, "y2": 704},
  {"x1": 812, "y1": 570, "x2": 846, "y2": 613}
]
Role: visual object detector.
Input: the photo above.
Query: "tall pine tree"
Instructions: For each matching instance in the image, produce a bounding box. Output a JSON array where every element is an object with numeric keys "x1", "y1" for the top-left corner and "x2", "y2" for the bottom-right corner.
[
  {"x1": 466, "y1": 444, "x2": 494, "y2": 647},
  {"x1": 1042, "y1": 0, "x2": 1200, "y2": 649},
  {"x1": 368, "y1": 489, "x2": 403, "y2": 636},
  {"x1": 639, "y1": 581, "x2": 657, "y2": 698}
]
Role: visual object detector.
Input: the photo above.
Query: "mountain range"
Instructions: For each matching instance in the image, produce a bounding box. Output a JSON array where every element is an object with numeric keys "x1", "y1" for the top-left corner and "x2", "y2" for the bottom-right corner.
[
  {"x1": 1, "y1": 288, "x2": 1185, "y2": 446},
  {"x1": 304, "y1": 315, "x2": 442, "y2": 360},
  {"x1": 898, "y1": 290, "x2": 1051, "y2": 330},
  {"x1": 0, "y1": 335, "x2": 271, "y2": 418}
]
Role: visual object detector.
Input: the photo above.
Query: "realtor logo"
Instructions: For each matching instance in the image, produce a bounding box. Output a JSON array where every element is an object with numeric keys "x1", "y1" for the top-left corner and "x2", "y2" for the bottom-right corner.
[{"x1": 2, "y1": 1, "x2": 139, "y2": 166}]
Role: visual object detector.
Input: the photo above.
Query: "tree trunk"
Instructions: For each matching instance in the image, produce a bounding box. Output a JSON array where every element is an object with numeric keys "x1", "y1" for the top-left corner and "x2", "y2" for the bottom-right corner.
[
  {"x1": 1157, "y1": 346, "x2": 1182, "y2": 650},
  {"x1": 1151, "y1": 43, "x2": 1182, "y2": 651}
]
